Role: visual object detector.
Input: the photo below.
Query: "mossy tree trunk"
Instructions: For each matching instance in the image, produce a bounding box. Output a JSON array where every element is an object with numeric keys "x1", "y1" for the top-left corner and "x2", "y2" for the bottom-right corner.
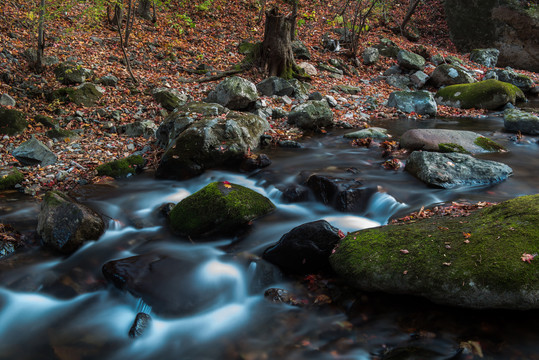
[{"x1": 261, "y1": 7, "x2": 297, "y2": 79}]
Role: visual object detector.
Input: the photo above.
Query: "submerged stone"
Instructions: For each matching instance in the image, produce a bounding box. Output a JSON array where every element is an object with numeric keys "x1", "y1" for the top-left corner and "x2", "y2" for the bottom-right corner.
[
  {"x1": 0, "y1": 108, "x2": 27, "y2": 135},
  {"x1": 330, "y1": 194, "x2": 539, "y2": 309},
  {"x1": 503, "y1": 108, "x2": 539, "y2": 135},
  {"x1": 399, "y1": 129, "x2": 505, "y2": 154},
  {"x1": 168, "y1": 181, "x2": 275, "y2": 238}
]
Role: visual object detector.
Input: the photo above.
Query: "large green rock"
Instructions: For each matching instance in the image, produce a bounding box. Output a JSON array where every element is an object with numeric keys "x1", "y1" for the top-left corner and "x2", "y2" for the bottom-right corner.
[
  {"x1": 504, "y1": 108, "x2": 539, "y2": 135},
  {"x1": 0, "y1": 167, "x2": 23, "y2": 190},
  {"x1": 168, "y1": 181, "x2": 275, "y2": 237},
  {"x1": 330, "y1": 194, "x2": 539, "y2": 309},
  {"x1": 54, "y1": 61, "x2": 92, "y2": 85},
  {"x1": 435, "y1": 79, "x2": 525, "y2": 110},
  {"x1": 96, "y1": 155, "x2": 145, "y2": 178},
  {"x1": 0, "y1": 109, "x2": 27, "y2": 135}
]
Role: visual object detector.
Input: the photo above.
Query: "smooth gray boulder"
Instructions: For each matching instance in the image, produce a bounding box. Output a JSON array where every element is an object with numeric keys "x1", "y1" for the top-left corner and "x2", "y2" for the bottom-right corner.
[
  {"x1": 405, "y1": 151, "x2": 512, "y2": 188},
  {"x1": 291, "y1": 40, "x2": 311, "y2": 60},
  {"x1": 429, "y1": 64, "x2": 475, "y2": 87},
  {"x1": 362, "y1": 47, "x2": 379, "y2": 65},
  {"x1": 386, "y1": 74, "x2": 411, "y2": 90},
  {"x1": 54, "y1": 61, "x2": 92, "y2": 85},
  {"x1": 0, "y1": 94, "x2": 16, "y2": 107},
  {"x1": 287, "y1": 100, "x2": 334, "y2": 130},
  {"x1": 37, "y1": 191, "x2": 105, "y2": 254},
  {"x1": 156, "y1": 105, "x2": 269, "y2": 179},
  {"x1": 152, "y1": 87, "x2": 189, "y2": 111},
  {"x1": 387, "y1": 90, "x2": 437, "y2": 116},
  {"x1": 504, "y1": 108, "x2": 539, "y2": 135},
  {"x1": 397, "y1": 50, "x2": 425, "y2": 71},
  {"x1": 470, "y1": 48, "x2": 500, "y2": 67},
  {"x1": 12, "y1": 137, "x2": 57, "y2": 166},
  {"x1": 204, "y1": 76, "x2": 258, "y2": 110},
  {"x1": 486, "y1": 69, "x2": 535, "y2": 92},
  {"x1": 399, "y1": 129, "x2": 505, "y2": 153},
  {"x1": 256, "y1": 77, "x2": 294, "y2": 97},
  {"x1": 119, "y1": 120, "x2": 157, "y2": 139},
  {"x1": 69, "y1": 83, "x2": 105, "y2": 107},
  {"x1": 344, "y1": 127, "x2": 389, "y2": 140}
]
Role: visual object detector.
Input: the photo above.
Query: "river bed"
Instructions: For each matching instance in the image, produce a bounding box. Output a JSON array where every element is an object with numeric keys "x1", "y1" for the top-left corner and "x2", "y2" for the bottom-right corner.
[{"x1": 0, "y1": 115, "x2": 538, "y2": 360}]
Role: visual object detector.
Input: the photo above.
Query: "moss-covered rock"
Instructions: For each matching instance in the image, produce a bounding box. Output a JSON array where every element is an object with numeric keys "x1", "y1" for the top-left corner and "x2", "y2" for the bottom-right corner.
[
  {"x1": 34, "y1": 114, "x2": 57, "y2": 128},
  {"x1": 429, "y1": 64, "x2": 475, "y2": 88},
  {"x1": 0, "y1": 108, "x2": 28, "y2": 135},
  {"x1": 46, "y1": 128, "x2": 76, "y2": 140},
  {"x1": 96, "y1": 155, "x2": 145, "y2": 178},
  {"x1": 0, "y1": 167, "x2": 23, "y2": 190},
  {"x1": 399, "y1": 129, "x2": 505, "y2": 154},
  {"x1": 435, "y1": 79, "x2": 525, "y2": 110},
  {"x1": 503, "y1": 108, "x2": 539, "y2": 135},
  {"x1": 330, "y1": 194, "x2": 539, "y2": 309},
  {"x1": 168, "y1": 181, "x2": 275, "y2": 237},
  {"x1": 343, "y1": 127, "x2": 389, "y2": 140},
  {"x1": 54, "y1": 61, "x2": 92, "y2": 85}
]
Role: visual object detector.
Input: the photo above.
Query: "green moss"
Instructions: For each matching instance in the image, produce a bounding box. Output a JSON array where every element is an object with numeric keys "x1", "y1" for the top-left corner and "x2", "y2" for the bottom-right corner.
[
  {"x1": 330, "y1": 195, "x2": 539, "y2": 297},
  {"x1": 96, "y1": 155, "x2": 145, "y2": 178},
  {"x1": 168, "y1": 181, "x2": 275, "y2": 237},
  {"x1": 474, "y1": 136, "x2": 506, "y2": 152},
  {"x1": 436, "y1": 79, "x2": 526, "y2": 110},
  {"x1": 0, "y1": 168, "x2": 23, "y2": 190},
  {"x1": 0, "y1": 109, "x2": 28, "y2": 135},
  {"x1": 34, "y1": 114, "x2": 57, "y2": 128},
  {"x1": 438, "y1": 142, "x2": 470, "y2": 154},
  {"x1": 43, "y1": 190, "x2": 69, "y2": 207},
  {"x1": 46, "y1": 128, "x2": 75, "y2": 140}
]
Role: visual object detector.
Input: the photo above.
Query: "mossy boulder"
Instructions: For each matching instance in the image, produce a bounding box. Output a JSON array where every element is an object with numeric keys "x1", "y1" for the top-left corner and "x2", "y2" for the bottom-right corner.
[
  {"x1": 0, "y1": 108, "x2": 28, "y2": 135},
  {"x1": 435, "y1": 79, "x2": 525, "y2": 110},
  {"x1": 399, "y1": 129, "x2": 505, "y2": 154},
  {"x1": 96, "y1": 155, "x2": 145, "y2": 178},
  {"x1": 46, "y1": 128, "x2": 76, "y2": 140},
  {"x1": 0, "y1": 167, "x2": 24, "y2": 190},
  {"x1": 344, "y1": 127, "x2": 389, "y2": 140},
  {"x1": 168, "y1": 181, "x2": 275, "y2": 238},
  {"x1": 69, "y1": 83, "x2": 105, "y2": 107},
  {"x1": 503, "y1": 108, "x2": 539, "y2": 135},
  {"x1": 34, "y1": 114, "x2": 57, "y2": 128},
  {"x1": 469, "y1": 48, "x2": 500, "y2": 68},
  {"x1": 37, "y1": 191, "x2": 105, "y2": 254},
  {"x1": 387, "y1": 91, "x2": 437, "y2": 116},
  {"x1": 287, "y1": 100, "x2": 334, "y2": 130},
  {"x1": 397, "y1": 50, "x2": 425, "y2": 71},
  {"x1": 488, "y1": 68, "x2": 535, "y2": 92},
  {"x1": 204, "y1": 76, "x2": 258, "y2": 110},
  {"x1": 54, "y1": 61, "x2": 92, "y2": 85},
  {"x1": 330, "y1": 194, "x2": 539, "y2": 309},
  {"x1": 152, "y1": 87, "x2": 189, "y2": 111}
]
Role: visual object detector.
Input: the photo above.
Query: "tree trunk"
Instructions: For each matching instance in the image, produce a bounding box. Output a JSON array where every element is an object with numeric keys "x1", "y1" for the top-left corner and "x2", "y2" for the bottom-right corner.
[
  {"x1": 108, "y1": 4, "x2": 123, "y2": 27},
  {"x1": 36, "y1": 0, "x2": 45, "y2": 72},
  {"x1": 400, "y1": 0, "x2": 421, "y2": 33},
  {"x1": 290, "y1": 1, "x2": 298, "y2": 41},
  {"x1": 261, "y1": 7, "x2": 297, "y2": 79},
  {"x1": 137, "y1": 0, "x2": 152, "y2": 20}
]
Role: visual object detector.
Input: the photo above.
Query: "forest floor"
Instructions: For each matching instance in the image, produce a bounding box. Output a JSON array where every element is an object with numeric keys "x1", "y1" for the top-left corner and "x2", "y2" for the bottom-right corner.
[{"x1": 0, "y1": 0, "x2": 537, "y2": 197}]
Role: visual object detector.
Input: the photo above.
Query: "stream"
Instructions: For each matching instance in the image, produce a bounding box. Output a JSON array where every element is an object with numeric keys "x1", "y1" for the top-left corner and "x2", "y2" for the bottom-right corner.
[{"x1": 0, "y1": 114, "x2": 538, "y2": 360}]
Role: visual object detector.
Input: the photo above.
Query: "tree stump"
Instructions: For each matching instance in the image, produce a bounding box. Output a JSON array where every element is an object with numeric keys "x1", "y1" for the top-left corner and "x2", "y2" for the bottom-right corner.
[{"x1": 261, "y1": 7, "x2": 297, "y2": 79}]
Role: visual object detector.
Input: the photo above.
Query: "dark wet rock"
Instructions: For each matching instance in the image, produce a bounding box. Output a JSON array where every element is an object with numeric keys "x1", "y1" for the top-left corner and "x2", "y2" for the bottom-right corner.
[
  {"x1": 0, "y1": 108, "x2": 27, "y2": 135},
  {"x1": 156, "y1": 104, "x2": 269, "y2": 179},
  {"x1": 34, "y1": 114, "x2": 56, "y2": 128},
  {"x1": 118, "y1": 120, "x2": 157, "y2": 138},
  {"x1": 430, "y1": 54, "x2": 445, "y2": 66},
  {"x1": 256, "y1": 76, "x2": 294, "y2": 97},
  {"x1": 435, "y1": 79, "x2": 525, "y2": 110},
  {"x1": 278, "y1": 140, "x2": 303, "y2": 148},
  {"x1": 240, "y1": 153, "x2": 271, "y2": 172},
  {"x1": 429, "y1": 64, "x2": 475, "y2": 88},
  {"x1": 503, "y1": 108, "x2": 539, "y2": 135},
  {"x1": 374, "y1": 38, "x2": 400, "y2": 58},
  {"x1": 12, "y1": 137, "x2": 57, "y2": 166},
  {"x1": 317, "y1": 63, "x2": 343, "y2": 77},
  {"x1": 291, "y1": 40, "x2": 311, "y2": 60},
  {"x1": 129, "y1": 312, "x2": 152, "y2": 338},
  {"x1": 96, "y1": 155, "x2": 145, "y2": 178},
  {"x1": 362, "y1": 47, "x2": 379, "y2": 65},
  {"x1": 264, "y1": 288, "x2": 293, "y2": 304},
  {"x1": 37, "y1": 191, "x2": 105, "y2": 253},
  {"x1": 54, "y1": 61, "x2": 92, "y2": 85},
  {"x1": 288, "y1": 78, "x2": 312, "y2": 100},
  {"x1": 344, "y1": 127, "x2": 389, "y2": 140},
  {"x1": 387, "y1": 90, "x2": 437, "y2": 116},
  {"x1": 404, "y1": 151, "x2": 513, "y2": 188},
  {"x1": 65, "y1": 83, "x2": 105, "y2": 107},
  {"x1": 204, "y1": 76, "x2": 258, "y2": 110},
  {"x1": 102, "y1": 253, "x2": 246, "y2": 316},
  {"x1": 168, "y1": 181, "x2": 275, "y2": 238},
  {"x1": 152, "y1": 87, "x2": 189, "y2": 111},
  {"x1": 397, "y1": 50, "x2": 425, "y2": 71},
  {"x1": 0, "y1": 167, "x2": 23, "y2": 190},
  {"x1": 330, "y1": 194, "x2": 539, "y2": 309},
  {"x1": 263, "y1": 220, "x2": 342, "y2": 274},
  {"x1": 305, "y1": 174, "x2": 377, "y2": 212},
  {"x1": 45, "y1": 128, "x2": 76, "y2": 140},
  {"x1": 400, "y1": 129, "x2": 505, "y2": 154},
  {"x1": 486, "y1": 68, "x2": 535, "y2": 93},
  {"x1": 470, "y1": 48, "x2": 500, "y2": 68},
  {"x1": 0, "y1": 223, "x2": 23, "y2": 258},
  {"x1": 287, "y1": 100, "x2": 334, "y2": 130},
  {"x1": 280, "y1": 184, "x2": 309, "y2": 203},
  {"x1": 410, "y1": 71, "x2": 429, "y2": 88}
]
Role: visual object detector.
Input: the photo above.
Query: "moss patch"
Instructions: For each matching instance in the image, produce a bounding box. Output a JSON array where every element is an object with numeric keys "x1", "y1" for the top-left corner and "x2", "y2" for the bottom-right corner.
[
  {"x1": 474, "y1": 136, "x2": 506, "y2": 152},
  {"x1": 168, "y1": 181, "x2": 275, "y2": 237},
  {"x1": 435, "y1": 79, "x2": 526, "y2": 110},
  {"x1": 0, "y1": 168, "x2": 24, "y2": 190},
  {"x1": 0, "y1": 109, "x2": 28, "y2": 135},
  {"x1": 96, "y1": 155, "x2": 145, "y2": 178},
  {"x1": 46, "y1": 128, "x2": 75, "y2": 140},
  {"x1": 438, "y1": 142, "x2": 470, "y2": 154},
  {"x1": 330, "y1": 195, "x2": 539, "y2": 308}
]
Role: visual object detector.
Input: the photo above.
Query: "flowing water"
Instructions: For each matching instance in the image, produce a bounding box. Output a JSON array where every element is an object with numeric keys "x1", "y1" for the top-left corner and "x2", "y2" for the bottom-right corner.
[{"x1": 0, "y1": 115, "x2": 538, "y2": 360}]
